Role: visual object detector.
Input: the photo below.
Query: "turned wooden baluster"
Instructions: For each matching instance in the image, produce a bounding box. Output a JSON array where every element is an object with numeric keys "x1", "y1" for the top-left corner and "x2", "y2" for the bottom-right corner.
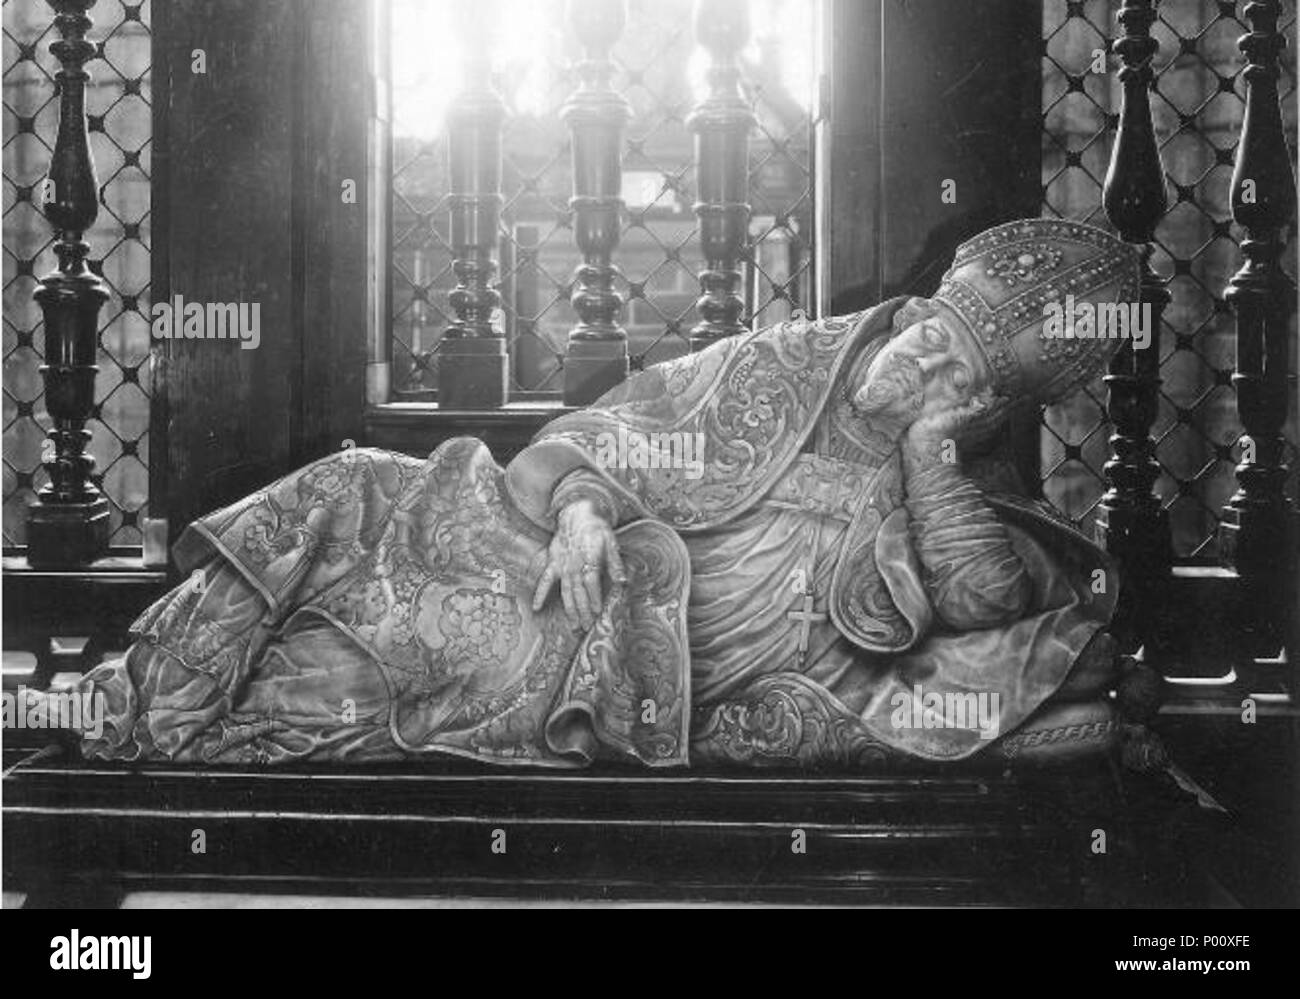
[
  {"x1": 1098, "y1": 0, "x2": 1173, "y2": 648},
  {"x1": 688, "y1": 0, "x2": 754, "y2": 351},
  {"x1": 1218, "y1": 0, "x2": 1298, "y2": 656},
  {"x1": 561, "y1": 0, "x2": 632, "y2": 406},
  {"x1": 27, "y1": 0, "x2": 111, "y2": 567},
  {"x1": 438, "y1": 2, "x2": 509, "y2": 410}
]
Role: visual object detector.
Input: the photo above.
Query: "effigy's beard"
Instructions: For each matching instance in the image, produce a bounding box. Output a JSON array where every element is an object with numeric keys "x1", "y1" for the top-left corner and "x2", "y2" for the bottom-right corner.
[{"x1": 854, "y1": 352, "x2": 925, "y2": 427}]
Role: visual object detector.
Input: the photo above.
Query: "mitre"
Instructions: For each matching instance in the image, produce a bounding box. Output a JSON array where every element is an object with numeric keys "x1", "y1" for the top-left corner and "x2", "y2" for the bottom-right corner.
[{"x1": 932, "y1": 218, "x2": 1143, "y2": 407}]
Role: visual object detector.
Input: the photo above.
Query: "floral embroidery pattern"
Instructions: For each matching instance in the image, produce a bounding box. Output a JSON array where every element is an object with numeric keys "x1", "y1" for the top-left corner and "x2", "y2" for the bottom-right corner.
[
  {"x1": 526, "y1": 310, "x2": 874, "y2": 531},
  {"x1": 692, "y1": 673, "x2": 897, "y2": 768},
  {"x1": 440, "y1": 588, "x2": 522, "y2": 673},
  {"x1": 170, "y1": 440, "x2": 691, "y2": 767}
]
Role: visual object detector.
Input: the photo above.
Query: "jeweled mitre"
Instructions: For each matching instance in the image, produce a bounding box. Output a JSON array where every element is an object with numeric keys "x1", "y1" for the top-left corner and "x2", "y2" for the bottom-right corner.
[{"x1": 932, "y1": 219, "x2": 1142, "y2": 405}]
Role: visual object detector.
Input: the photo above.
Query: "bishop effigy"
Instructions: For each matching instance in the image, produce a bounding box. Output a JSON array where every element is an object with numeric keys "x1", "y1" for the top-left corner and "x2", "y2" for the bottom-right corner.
[{"x1": 65, "y1": 218, "x2": 1141, "y2": 768}]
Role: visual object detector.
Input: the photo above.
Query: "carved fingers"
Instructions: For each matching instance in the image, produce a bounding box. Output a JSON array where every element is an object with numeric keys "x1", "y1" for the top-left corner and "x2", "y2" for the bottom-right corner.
[
  {"x1": 530, "y1": 501, "x2": 625, "y2": 632},
  {"x1": 911, "y1": 388, "x2": 1006, "y2": 444}
]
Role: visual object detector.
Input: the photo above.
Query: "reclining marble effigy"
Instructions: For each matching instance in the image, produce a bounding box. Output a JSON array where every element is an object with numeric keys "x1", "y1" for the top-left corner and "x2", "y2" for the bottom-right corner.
[{"x1": 63, "y1": 218, "x2": 1140, "y2": 769}]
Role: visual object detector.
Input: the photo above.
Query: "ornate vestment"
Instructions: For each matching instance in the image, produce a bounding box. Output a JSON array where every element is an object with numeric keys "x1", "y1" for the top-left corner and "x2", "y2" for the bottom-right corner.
[
  {"x1": 507, "y1": 300, "x2": 1117, "y2": 764},
  {"x1": 81, "y1": 298, "x2": 1115, "y2": 767}
]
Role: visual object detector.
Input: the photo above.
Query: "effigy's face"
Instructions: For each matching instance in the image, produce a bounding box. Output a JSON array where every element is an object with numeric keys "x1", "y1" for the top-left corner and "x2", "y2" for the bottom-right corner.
[{"x1": 852, "y1": 301, "x2": 994, "y2": 429}]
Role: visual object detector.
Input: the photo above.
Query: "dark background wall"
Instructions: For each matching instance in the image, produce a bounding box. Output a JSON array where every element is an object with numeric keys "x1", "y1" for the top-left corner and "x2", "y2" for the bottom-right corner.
[
  {"x1": 150, "y1": 0, "x2": 370, "y2": 536},
  {"x1": 826, "y1": 0, "x2": 1043, "y2": 312}
]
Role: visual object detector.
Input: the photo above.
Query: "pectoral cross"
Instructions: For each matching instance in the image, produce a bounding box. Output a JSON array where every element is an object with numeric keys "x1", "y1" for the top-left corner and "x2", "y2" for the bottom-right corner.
[
  {"x1": 787, "y1": 592, "x2": 828, "y2": 666},
  {"x1": 786, "y1": 514, "x2": 828, "y2": 669}
]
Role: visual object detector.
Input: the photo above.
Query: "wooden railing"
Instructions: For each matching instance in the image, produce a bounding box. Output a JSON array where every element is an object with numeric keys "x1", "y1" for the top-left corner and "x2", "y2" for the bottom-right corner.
[
  {"x1": 26, "y1": 0, "x2": 110, "y2": 568},
  {"x1": 688, "y1": 0, "x2": 755, "y2": 351},
  {"x1": 437, "y1": 0, "x2": 510, "y2": 410},
  {"x1": 1097, "y1": 0, "x2": 1298, "y2": 680},
  {"x1": 560, "y1": 0, "x2": 634, "y2": 404},
  {"x1": 1098, "y1": 0, "x2": 1173, "y2": 650},
  {"x1": 431, "y1": 0, "x2": 766, "y2": 407},
  {"x1": 1218, "y1": 0, "x2": 1298, "y2": 658}
]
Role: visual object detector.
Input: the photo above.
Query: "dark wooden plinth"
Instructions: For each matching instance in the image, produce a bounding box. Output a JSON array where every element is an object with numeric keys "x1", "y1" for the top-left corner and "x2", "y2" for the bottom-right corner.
[
  {"x1": 1217, "y1": 507, "x2": 1299, "y2": 658},
  {"x1": 3, "y1": 752, "x2": 1151, "y2": 908}
]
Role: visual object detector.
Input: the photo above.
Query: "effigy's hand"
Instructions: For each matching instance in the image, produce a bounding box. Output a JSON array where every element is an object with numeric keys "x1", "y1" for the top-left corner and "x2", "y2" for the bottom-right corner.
[
  {"x1": 531, "y1": 498, "x2": 627, "y2": 631},
  {"x1": 904, "y1": 389, "x2": 1005, "y2": 468}
]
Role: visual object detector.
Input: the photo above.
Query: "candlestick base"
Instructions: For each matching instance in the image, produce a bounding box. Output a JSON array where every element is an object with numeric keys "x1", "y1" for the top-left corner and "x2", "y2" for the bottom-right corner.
[
  {"x1": 438, "y1": 338, "x2": 509, "y2": 410},
  {"x1": 563, "y1": 338, "x2": 629, "y2": 406},
  {"x1": 26, "y1": 497, "x2": 111, "y2": 568}
]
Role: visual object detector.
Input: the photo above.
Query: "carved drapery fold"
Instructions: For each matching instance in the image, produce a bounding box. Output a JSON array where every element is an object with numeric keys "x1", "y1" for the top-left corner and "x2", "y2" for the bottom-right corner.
[
  {"x1": 27, "y1": 0, "x2": 111, "y2": 567},
  {"x1": 438, "y1": 1, "x2": 509, "y2": 410},
  {"x1": 561, "y1": 0, "x2": 632, "y2": 406},
  {"x1": 1098, "y1": 0, "x2": 1172, "y2": 648},
  {"x1": 688, "y1": 0, "x2": 754, "y2": 351},
  {"x1": 1218, "y1": 0, "x2": 1298, "y2": 655}
]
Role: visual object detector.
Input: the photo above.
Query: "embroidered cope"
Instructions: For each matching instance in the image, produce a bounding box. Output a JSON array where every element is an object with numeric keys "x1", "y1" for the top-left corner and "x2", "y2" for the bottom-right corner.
[{"x1": 80, "y1": 298, "x2": 1115, "y2": 767}]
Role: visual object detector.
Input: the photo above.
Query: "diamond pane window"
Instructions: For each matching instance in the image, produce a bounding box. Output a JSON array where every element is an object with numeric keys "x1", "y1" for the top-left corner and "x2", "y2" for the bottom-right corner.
[
  {"x1": 2, "y1": 0, "x2": 151, "y2": 545},
  {"x1": 1041, "y1": 0, "x2": 1297, "y2": 558},
  {"x1": 386, "y1": 0, "x2": 819, "y2": 400}
]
